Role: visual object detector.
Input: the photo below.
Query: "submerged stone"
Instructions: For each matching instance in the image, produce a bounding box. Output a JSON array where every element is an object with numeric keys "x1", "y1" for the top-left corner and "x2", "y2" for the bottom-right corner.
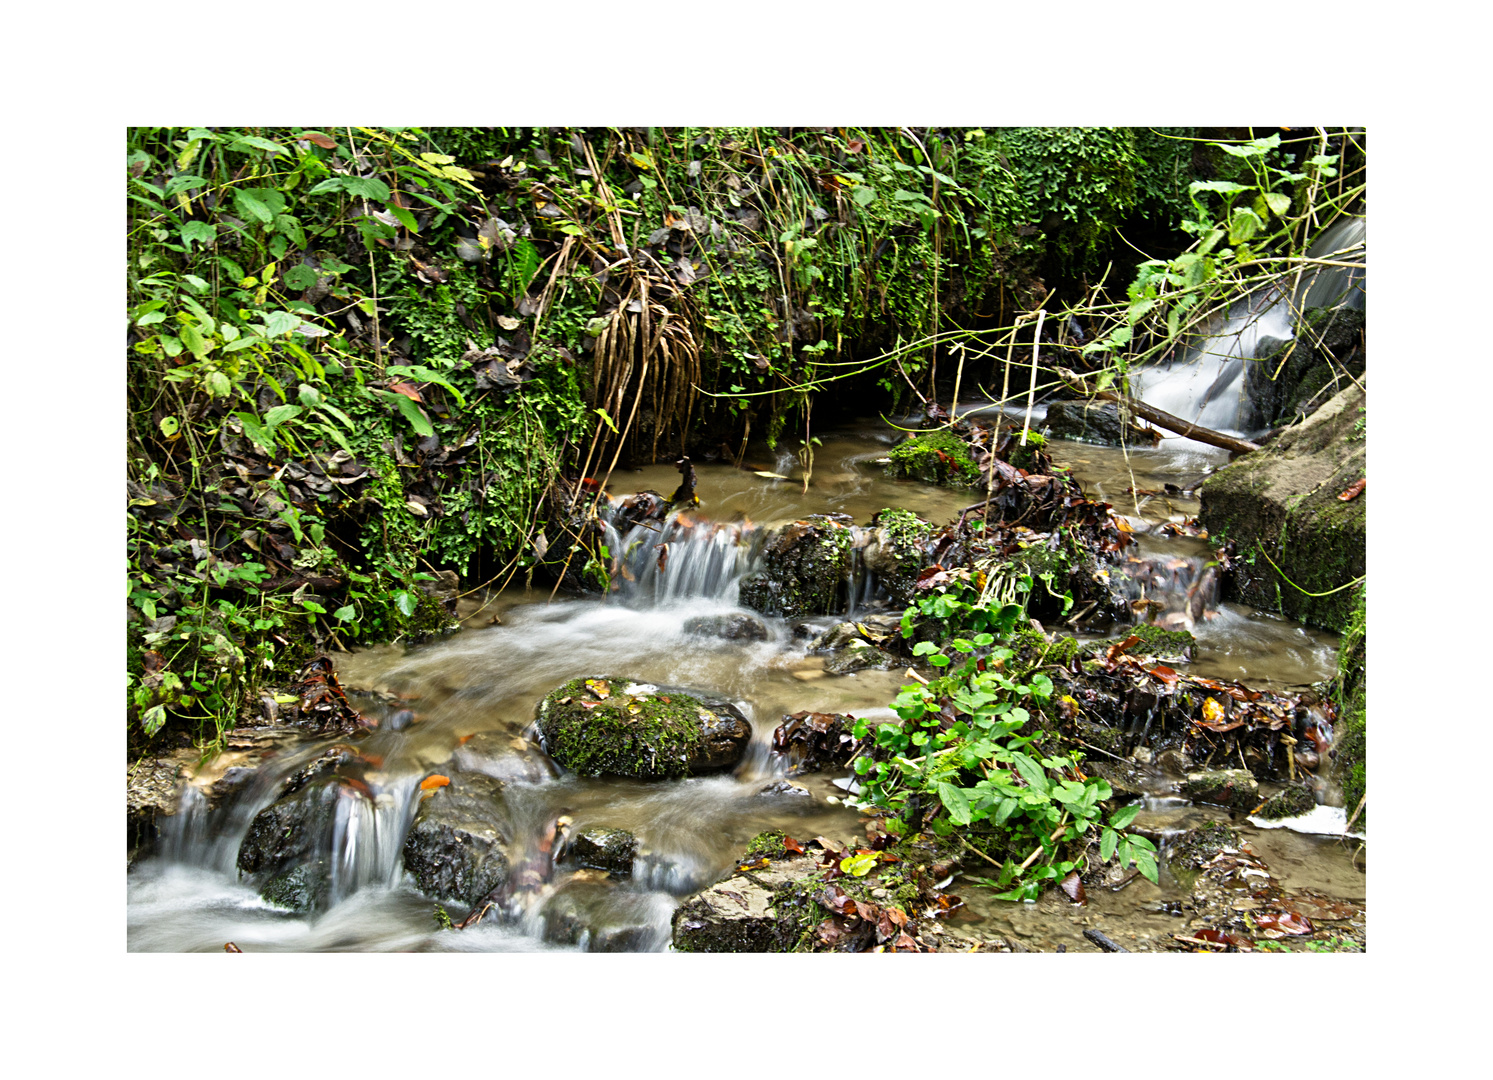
[
  {"x1": 401, "y1": 770, "x2": 512, "y2": 906},
  {"x1": 682, "y1": 613, "x2": 769, "y2": 642},
  {"x1": 534, "y1": 677, "x2": 751, "y2": 779},
  {"x1": 262, "y1": 861, "x2": 331, "y2": 913},
  {"x1": 564, "y1": 827, "x2": 639, "y2": 876}
]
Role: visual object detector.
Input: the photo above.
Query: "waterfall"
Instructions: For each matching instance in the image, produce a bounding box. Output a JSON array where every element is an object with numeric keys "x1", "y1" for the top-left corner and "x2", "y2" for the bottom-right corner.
[{"x1": 1130, "y1": 216, "x2": 1365, "y2": 436}]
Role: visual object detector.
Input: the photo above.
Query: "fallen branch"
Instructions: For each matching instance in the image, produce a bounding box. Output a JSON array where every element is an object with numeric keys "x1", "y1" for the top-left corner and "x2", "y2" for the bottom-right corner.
[
  {"x1": 1053, "y1": 367, "x2": 1261, "y2": 455},
  {"x1": 1083, "y1": 928, "x2": 1131, "y2": 953}
]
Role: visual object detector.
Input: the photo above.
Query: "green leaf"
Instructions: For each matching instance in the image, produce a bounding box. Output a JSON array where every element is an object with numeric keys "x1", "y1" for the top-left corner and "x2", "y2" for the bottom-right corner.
[
  {"x1": 264, "y1": 404, "x2": 302, "y2": 429},
  {"x1": 334, "y1": 605, "x2": 356, "y2": 622},
  {"x1": 840, "y1": 851, "x2": 878, "y2": 877},
  {"x1": 141, "y1": 704, "x2": 167, "y2": 737},
  {"x1": 852, "y1": 185, "x2": 876, "y2": 207},
  {"x1": 937, "y1": 782, "x2": 973, "y2": 826},
  {"x1": 345, "y1": 176, "x2": 392, "y2": 202},
  {"x1": 394, "y1": 590, "x2": 419, "y2": 618},
  {"x1": 235, "y1": 412, "x2": 275, "y2": 453},
  {"x1": 178, "y1": 323, "x2": 211, "y2": 361},
  {"x1": 376, "y1": 391, "x2": 434, "y2": 437},
  {"x1": 264, "y1": 310, "x2": 302, "y2": 337},
  {"x1": 1228, "y1": 207, "x2": 1263, "y2": 245},
  {"x1": 205, "y1": 371, "x2": 232, "y2": 397},
  {"x1": 387, "y1": 204, "x2": 419, "y2": 232},
  {"x1": 1100, "y1": 827, "x2": 1118, "y2": 863},
  {"x1": 232, "y1": 188, "x2": 275, "y2": 224},
  {"x1": 1262, "y1": 191, "x2": 1292, "y2": 217},
  {"x1": 1109, "y1": 804, "x2": 1140, "y2": 830},
  {"x1": 283, "y1": 264, "x2": 319, "y2": 290},
  {"x1": 300, "y1": 600, "x2": 326, "y2": 614},
  {"x1": 180, "y1": 220, "x2": 217, "y2": 249},
  {"x1": 1134, "y1": 850, "x2": 1159, "y2": 884}
]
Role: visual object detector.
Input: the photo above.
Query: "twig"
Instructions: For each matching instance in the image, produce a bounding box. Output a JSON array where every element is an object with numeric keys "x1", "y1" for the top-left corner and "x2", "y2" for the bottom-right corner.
[
  {"x1": 1344, "y1": 792, "x2": 1367, "y2": 833},
  {"x1": 958, "y1": 834, "x2": 1004, "y2": 869}
]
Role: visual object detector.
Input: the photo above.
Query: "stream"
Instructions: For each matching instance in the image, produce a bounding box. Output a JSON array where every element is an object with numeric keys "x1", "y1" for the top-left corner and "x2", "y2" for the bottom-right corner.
[{"x1": 127, "y1": 420, "x2": 1365, "y2": 953}]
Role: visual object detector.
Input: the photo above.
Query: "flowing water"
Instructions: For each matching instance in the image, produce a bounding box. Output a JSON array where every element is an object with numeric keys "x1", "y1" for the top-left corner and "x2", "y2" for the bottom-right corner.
[{"x1": 128, "y1": 421, "x2": 1364, "y2": 953}]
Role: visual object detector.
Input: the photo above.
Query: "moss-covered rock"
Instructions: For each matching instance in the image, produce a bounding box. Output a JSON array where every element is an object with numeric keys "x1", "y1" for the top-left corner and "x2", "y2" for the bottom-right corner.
[
  {"x1": 262, "y1": 861, "x2": 331, "y2": 913},
  {"x1": 1256, "y1": 783, "x2": 1318, "y2": 820},
  {"x1": 1247, "y1": 307, "x2": 1365, "y2": 430},
  {"x1": 534, "y1": 677, "x2": 751, "y2": 779},
  {"x1": 862, "y1": 507, "x2": 934, "y2": 603},
  {"x1": 884, "y1": 429, "x2": 980, "y2": 486},
  {"x1": 682, "y1": 613, "x2": 769, "y2": 642},
  {"x1": 1198, "y1": 382, "x2": 1365, "y2": 631},
  {"x1": 671, "y1": 853, "x2": 824, "y2": 952},
  {"x1": 401, "y1": 770, "x2": 512, "y2": 906},
  {"x1": 739, "y1": 515, "x2": 853, "y2": 617},
  {"x1": 237, "y1": 775, "x2": 342, "y2": 880},
  {"x1": 1168, "y1": 822, "x2": 1241, "y2": 872},
  {"x1": 1334, "y1": 583, "x2": 1366, "y2": 830},
  {"x1": 1184, "y1": 769, "x2": 1260, "y2": 811}
]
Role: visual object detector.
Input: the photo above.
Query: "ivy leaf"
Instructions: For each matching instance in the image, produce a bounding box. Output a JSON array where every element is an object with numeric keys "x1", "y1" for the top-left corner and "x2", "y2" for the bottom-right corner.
[
  {"x1": 393, "y1": 591, "x2": 418, "y2": 618},
  {"x1": 1262, "y1": 191, "x2": 1292, "y2": 218},
  {"x1": 1228, "y1": 207, "x2": 1264, "y2": 245}
]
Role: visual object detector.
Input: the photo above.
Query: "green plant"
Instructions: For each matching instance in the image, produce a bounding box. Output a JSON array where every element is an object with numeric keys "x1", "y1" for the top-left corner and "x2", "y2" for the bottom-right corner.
[
  {"x1": 852, "y1": 625, "x2": 1156, "y2": 901},
  {"x1": 1304, "y1": 935, "x2": 1362, "y2": 953}
]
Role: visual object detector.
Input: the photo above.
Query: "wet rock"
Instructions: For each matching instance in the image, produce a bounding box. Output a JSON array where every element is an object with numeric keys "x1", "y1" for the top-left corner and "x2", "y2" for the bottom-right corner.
[
  {"x1": 539, "y1": 879, "x2": 662, "y2": 952},
  {"x1": 1248, "y1": 307, "x2": 1365, "y2": 430},
  {"x1": 1256, "y1": 782, "x2": 1318, "y2": 820},
  {"x1": 806, "y1": 621, "x2": 867, "y2": 652},
  {"x1": 237, "y1": 775, "x2": 343, "y2": 880},
  {"x1": 755, "y1": 779, "x2": 812, "y2": 798},
  {"x1": 739, "y1": 515, "x2": 853, "y2": 617},
  {"x1": 564, "y1": 827, "x2": 639, "y2": 876},
  {"x1": 401, "y1": 770, "x2": 512, "y2": 906},
  {"x1": 1183, "y1": 769, "x2": 1260, "y2": 811},
  {"x1": 683, "y1": 613, "x2": 769, "y2": 642},
  {"x1": 261, "y1": 861, "x2": 331, "y2": 913},
  {"x1": 534, "y1": 677, "x2": 751, "y2": 779},
  {"x1": 127, "y1": 753, "x2": 189, "y2": 865},
  {"x1": 823, "y1": 639, "x2": 897, "y2": 675},
  {"x1": 670, "y1": 854, "x2": 823, "y2": 952},
  {"x1": 1043, "y1": 400, "x2": 1155, "y2": 446},
  {"x1": 1198, "y1": 381, "x2": 1365, "y2": 631},
  {"x1": 1087, "y1": 760, "x2": 1150, "y2": 799}
]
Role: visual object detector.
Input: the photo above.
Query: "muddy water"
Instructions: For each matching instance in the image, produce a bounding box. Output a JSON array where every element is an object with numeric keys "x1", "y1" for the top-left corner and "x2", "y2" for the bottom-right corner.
[{"x1": 127, "y1": 421, "x2": 1363, "y2": 952}]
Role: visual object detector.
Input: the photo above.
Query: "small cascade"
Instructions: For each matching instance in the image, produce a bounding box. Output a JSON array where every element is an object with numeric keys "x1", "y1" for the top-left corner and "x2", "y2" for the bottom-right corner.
[
  {"x1": 156, "y1": 783, "x2": 211, "y2": 864},
  {"x1": 329, "y1": 774, "x2": 422, "y2": 902},
  {"x1": 1130, "y1": 216, "x2": 1365, "y2": 436},
  {"x1": 1113, "y1": 546, "x2": 1222, "y2": 631},
  {"x1": 603, "y1": 505, "x2": 759, "y2": 606}
]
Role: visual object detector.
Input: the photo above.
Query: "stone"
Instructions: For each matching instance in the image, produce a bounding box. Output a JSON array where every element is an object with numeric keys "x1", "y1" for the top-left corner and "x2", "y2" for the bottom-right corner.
[
  {"x1": 534, "y1": 676, "x2": 751, "y2": 779},
  {"x1": 883, "y1": 429, "x2": 981, "y2": 486},
  {"x1": 823, "y1": 639, "x2": 897, "y2": 675},
  {"x1": 401, "y1": 770, "x2": 512, "y2": 906},
  {"x1": 1247, "y1": 308, "x2": 1365, "y2": 430},
  {"x1": 860, "y1": 508, "x2": 934, "y2": 602},
  {"x1": 1184, "y1": 769, "x2": 1260, "y2": 811},
  {"x1": 670, "y1": 854, "x2": 823, "y2": 952},
  {"x1": 1043, "y1": 400, "x2": 1156, "y2": 446},
  {"x1": 237, "y1": 775, "x2": 343, "y2": 880},
  {"x1": 564, "y1": 827, "x2": 639, "y2": 876},
  {"x1": 1198, "y1": 381, "x2": 1365, "y2": 631},
  {"x1": 261, "y1": 861, "x2": 331, "y2": 913},
  {"x1": 1255, "y1": 782, "x2": 1318, "y2": 820},
  {"x1": 682, "y1": 613, "x2": 769, "y2": 641},
  {"x1": 739, "y1": 515, "x2": 853, "y2": 618}
]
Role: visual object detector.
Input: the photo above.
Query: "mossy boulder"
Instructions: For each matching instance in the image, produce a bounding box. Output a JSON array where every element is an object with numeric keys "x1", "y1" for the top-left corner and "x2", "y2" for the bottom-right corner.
[
  {"x1": 861, "y1": 508, "x2": 934, "y2": 602},
  {"x1": 1255, "y1": 783, "x2": 1318, "y2": 820},
  {"x1": 671, "y1": 853, "x2": 824, "y2": 952},
  {"x1": 262, "y1": 861, "x2": 331, "y2": 913},
  {"x1": 534, "y1": 677, "x2": 751, "y2": 779},
  {"x1": 1333, "y1": 583, "x2": 1366, "y2": 830},
  {"x1": 1168, "y1": 822, "x2": 1241, "y2": 872},
  {"x1": 884, "y1": 429, "x2": 980, "y2": 486},
  {"x1": 739, "y1": 515, "x2": 853, "y2": 617},
  {"x1": 237, "y1": 775, "x2": 342, "y2": 882},
  {"x1": 1198, "y1": 381, "x2": 1365, "y2": 631},
  {"x1": 401, "y1": 770, "x2": 512, "y2": 906}
]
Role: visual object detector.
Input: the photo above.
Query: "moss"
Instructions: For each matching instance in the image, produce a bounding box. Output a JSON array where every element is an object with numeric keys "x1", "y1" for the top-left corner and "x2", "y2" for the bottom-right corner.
[
  {"x1": 1007, "y1": 430, "x2": 1045, "y2": 470},
  {"x1": 1257, "y1": 784, "x2": 1318, "y2": 820},
  {"x1": 536, "y1": 677, "x2": 705, "y2": 779},
  {"x1": 1334, "y1": 583, "x2": 1366, "y2": 830},
  {"x1": 1169, "y1": 822, "x2": 1240, "y2": 872},
  {"x1": 740, "y1": 516, "x2": 854, "y2": 617},
  {"x1": 885, "y1": 429, "x2": 981, "y2": 486},
  {"x1": 1127, "y1": 623, "x2": 1196, "y2": 660},
  {"x1": 745, "y1": 830, "x2": 789, "y2": 859}
]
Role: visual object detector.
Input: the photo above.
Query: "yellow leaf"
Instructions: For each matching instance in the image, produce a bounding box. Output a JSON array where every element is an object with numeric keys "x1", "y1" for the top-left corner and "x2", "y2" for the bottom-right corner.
[{"x1": 1202, "y1": 698, "x2": 1224, "y2": 724}]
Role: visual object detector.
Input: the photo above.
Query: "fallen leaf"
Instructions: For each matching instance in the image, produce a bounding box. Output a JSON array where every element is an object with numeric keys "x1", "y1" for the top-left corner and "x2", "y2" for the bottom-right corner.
[
  {"x1": 1059, "y1": 872, "x2": 1087, "y2": 904},
  {"x1": 419, "y1": 775, "x2": 450, "y2": 790},
  {"x1": 300, "y1": 131, "x2": 337, "y2": 150},
  {"x1": 388, "y1": 381, "x2": 424, "y2": 403},
  {"x1": 1337, "y1": 478, "x2": 1366, "y2": 501}
]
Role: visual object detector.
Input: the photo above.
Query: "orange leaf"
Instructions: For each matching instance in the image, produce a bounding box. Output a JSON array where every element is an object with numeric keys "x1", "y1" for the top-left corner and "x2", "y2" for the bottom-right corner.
[
  {"x1": 301, "y1": 131, "x2": 338, "y2": 150},
  {"x1": 419, "y1": 774, "x2": 450, "y2": 790},
  {"x1": 1337, "y1": 478, "x2": 1366, "y2": 501},
  {"x1": 388, "y1": 381, "x2": 424, "y2": 403}
]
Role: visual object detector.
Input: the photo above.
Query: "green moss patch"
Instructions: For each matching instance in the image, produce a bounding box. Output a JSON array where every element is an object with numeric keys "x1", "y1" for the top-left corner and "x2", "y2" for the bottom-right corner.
[{"x1": 885, "y1": 429, "x2": 981, "y2": 486}]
